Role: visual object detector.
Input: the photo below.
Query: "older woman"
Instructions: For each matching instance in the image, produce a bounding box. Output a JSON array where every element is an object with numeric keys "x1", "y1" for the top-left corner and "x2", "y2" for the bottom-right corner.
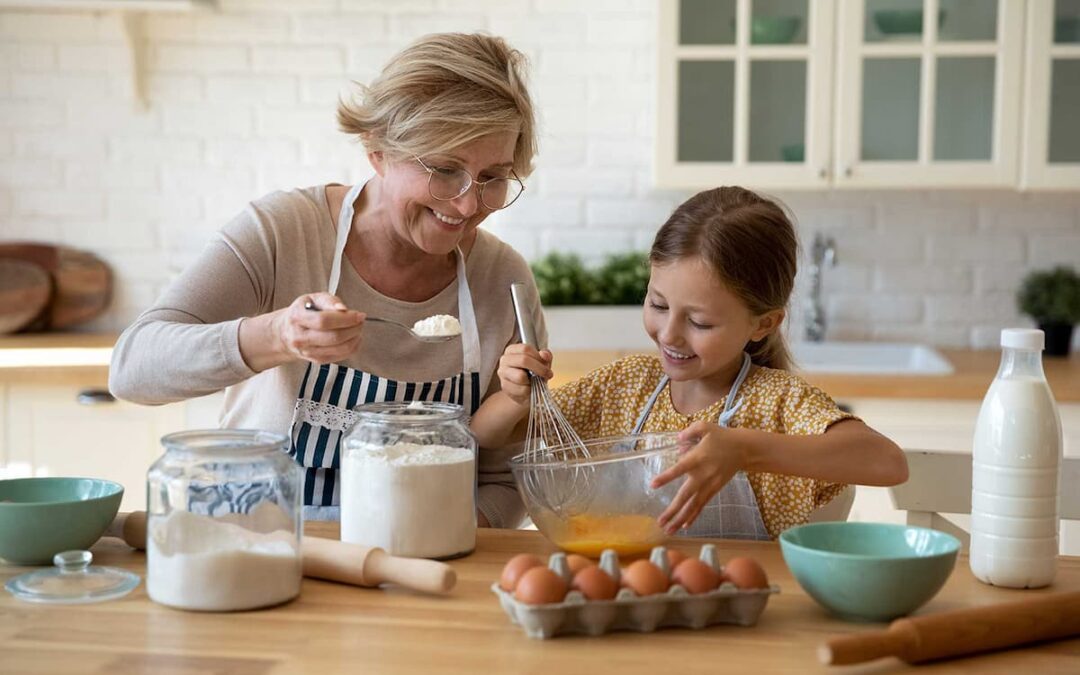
[{"x1": 109, "y1": 33, "x2": 545, "y2": 525}]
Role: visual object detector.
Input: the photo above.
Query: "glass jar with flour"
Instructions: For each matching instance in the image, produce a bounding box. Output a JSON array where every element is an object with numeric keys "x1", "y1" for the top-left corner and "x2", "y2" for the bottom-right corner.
[
  {"x1": 146, "y1": 430, "x2": 302, "y2": 611},
  {"x1": 341, "y1": 401, "x2": 477, "y2": 559}
]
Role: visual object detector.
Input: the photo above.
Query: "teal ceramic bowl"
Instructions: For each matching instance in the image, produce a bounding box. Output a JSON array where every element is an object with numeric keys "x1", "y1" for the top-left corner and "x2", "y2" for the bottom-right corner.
[
  {"x1": 873, "y1": 9, "x2": 946, "y2": 36},
  {"x1": 779, "y1": 522, "x2": 960, "y2": 622},
  {"x1": 0, "y1": 478, "x2": 123, "y2": 565},
  {"x1": 781, "y1": 143, "x2": 805, "y2": 162},
  {"x1": 751, "y1": 16, "x2": 801, "y2": 44}
]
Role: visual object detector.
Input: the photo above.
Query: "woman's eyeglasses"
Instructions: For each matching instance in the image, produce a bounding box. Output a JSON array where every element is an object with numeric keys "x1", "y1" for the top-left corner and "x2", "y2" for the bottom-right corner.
[{"x1": 414, "y1": 156, "x2": 525, "y2": 211}]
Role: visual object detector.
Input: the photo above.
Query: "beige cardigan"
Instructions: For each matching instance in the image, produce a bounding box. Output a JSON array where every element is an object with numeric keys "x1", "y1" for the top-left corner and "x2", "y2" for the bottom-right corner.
[{"x1": 110, "y1": 185, "x2": 547, "y2": 528}]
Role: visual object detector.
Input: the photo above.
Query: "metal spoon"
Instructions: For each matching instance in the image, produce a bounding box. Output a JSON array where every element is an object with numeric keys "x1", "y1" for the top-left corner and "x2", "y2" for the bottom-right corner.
[{"x1": 303, "y1": 301, "x2": 459, "y2": 343}]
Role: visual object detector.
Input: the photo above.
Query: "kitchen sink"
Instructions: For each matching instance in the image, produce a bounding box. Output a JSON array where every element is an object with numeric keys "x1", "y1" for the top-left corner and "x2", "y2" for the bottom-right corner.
[{"x1": 790, "y1": 342, "x2": 954, "y2": 375}]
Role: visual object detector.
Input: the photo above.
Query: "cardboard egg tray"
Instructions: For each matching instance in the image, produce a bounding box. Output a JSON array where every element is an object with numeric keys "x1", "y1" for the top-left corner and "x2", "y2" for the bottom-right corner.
[{"x1": 492, "y1": 544, "x2": 779, "y2": 639}]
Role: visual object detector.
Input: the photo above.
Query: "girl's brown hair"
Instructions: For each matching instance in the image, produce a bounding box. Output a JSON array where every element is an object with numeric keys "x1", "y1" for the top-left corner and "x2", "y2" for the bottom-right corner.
[
  {"x1": 337, "y1": 32, "x2": 537, "y2": 178},
  {"x1": 649, "y1": 186, "x2": 798, "y2": 371}
]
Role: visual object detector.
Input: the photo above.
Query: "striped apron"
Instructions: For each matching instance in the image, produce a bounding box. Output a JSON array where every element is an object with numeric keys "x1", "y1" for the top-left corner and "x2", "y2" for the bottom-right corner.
[
  {"x1": 288, "y1": 181, "x2": 484, "y2": 521},
  {"x1": 633, "y1": 352, "x2": 771, "y2": 541}
]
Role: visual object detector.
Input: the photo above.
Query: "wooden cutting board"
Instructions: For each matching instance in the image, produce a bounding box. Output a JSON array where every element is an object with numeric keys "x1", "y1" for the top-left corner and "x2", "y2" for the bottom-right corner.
[
  {"x1": 0, "y1": 243, "x2": 112, "y2": 330},
  {"x1": 0, "y1": 258, "x2": 52, "y2": 334}
]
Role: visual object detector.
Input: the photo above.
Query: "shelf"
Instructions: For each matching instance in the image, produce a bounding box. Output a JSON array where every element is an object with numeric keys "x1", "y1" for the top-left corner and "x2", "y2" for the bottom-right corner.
[{"x1": 0, "y1": 0, "x2": 214, "y2": 108}]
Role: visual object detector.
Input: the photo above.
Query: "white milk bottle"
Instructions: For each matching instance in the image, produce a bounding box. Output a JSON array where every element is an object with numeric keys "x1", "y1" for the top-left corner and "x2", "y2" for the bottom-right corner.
[{"x1": 970, "y1": 328, "x2": 1062, "y2": 588}]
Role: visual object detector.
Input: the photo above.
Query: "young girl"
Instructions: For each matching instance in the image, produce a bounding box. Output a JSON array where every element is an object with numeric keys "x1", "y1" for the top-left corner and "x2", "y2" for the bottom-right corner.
[{"x1": 471, "y1": 186, "x2": 908, "y2": 540}]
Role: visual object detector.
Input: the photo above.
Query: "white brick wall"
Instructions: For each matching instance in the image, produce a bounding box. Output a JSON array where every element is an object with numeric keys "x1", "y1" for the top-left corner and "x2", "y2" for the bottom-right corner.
[{"x1": 0, "y1": 0, "x2": 1078, "y2": 351}]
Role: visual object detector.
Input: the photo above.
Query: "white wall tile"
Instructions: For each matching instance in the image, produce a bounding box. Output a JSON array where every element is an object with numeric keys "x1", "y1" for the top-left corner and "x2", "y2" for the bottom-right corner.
[
  {"x1": 252, "y1": 46, "x2": 345, "y2": 75},
  {"x1": 1, "y1": 158, "x2": 61, "y2": 188},
  {"x1": 0, "y1": 101, "x2": 63, "y2": 129},
  {"x1": 928, "y1": 233, "x2": 1025, "y2": 263},
  {"x1": 16, "y1": 189, "x2": 104, "y2": 218},
  {"x1": 205, "y1": 75, "x2": 297, "y2": 105},
  {"x1": 56, "y1": 45, "x2": 129, "y2": 73},
  {"x1": 827, "y1": 293, "x2": 922, "y2": 323},
  {"x1": 0, "y1": 44, "x2": 55, "y2": 71},
  {"x1": 1028, "y1": 235, "x2": 1080, "y2": 268},
  {"x1": 154, "y1": 45, "x2": 251, "y2": 74}
]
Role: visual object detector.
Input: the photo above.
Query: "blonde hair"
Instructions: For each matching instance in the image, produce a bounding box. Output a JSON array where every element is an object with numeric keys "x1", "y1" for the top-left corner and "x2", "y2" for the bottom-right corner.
[
  {"x1": 650, "y1": 187, "x2": 799, "y2": 371},
  {"x1": 338, "y1": 33, "x2": 537, "y2": 177}
]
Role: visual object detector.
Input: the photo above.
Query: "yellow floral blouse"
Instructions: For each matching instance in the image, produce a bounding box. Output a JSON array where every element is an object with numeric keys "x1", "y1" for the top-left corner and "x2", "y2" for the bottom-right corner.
[{"x1": 550, "y1": 354, "x2": 857, "y2": 539}]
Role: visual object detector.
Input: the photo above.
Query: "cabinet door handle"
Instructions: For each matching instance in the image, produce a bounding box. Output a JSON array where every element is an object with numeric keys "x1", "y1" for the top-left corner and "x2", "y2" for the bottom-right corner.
[
  {"x1": 818, "y1": 167, "x2": 828, "y2": 179},
  {"x1": 77, "y1": 389, "x2": 116, "y2": 405},
  {"x1": 843, "y1": 165, "x2": 853, "y2": 177}
]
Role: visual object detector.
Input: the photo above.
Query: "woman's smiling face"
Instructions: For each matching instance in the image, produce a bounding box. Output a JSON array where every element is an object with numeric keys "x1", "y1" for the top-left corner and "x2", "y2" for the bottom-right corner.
[
  {"x1": 643, "y1": 256, "x2": 779, "y2": 384},
  {"x1": 372, "y1": 131, "x2": 517, "y2": 256}
]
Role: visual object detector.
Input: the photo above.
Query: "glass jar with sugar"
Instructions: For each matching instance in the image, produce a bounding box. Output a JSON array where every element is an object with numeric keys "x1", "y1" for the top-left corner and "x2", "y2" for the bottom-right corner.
[
  {"x1": 341, "y1": 401, "x2": 477, "y2": 559},
  {"x1": 146, "y1": 430, "x2": 302, "y2": 611}
]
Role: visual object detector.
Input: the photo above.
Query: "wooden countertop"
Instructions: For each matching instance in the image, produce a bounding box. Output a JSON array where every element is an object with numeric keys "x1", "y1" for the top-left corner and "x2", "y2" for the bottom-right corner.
[
  {"x1": 2, "y1": 334, "x2": 1078, "y2": 401},
  {"x1": 549, "y1": 348, "x2": 1080, "y2": 401},
  {"x1": 1, "y1": 524, "x2": 1077, "y2": 674}
]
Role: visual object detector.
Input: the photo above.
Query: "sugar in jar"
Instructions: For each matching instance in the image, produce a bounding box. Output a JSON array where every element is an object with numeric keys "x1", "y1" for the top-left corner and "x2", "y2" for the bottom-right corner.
[
  {"x1": 341, "y1": 402, "x2": 477, "y2": 559},
  {"x1": 146, "y1": 430, "x2": 302, "y2": 611}
]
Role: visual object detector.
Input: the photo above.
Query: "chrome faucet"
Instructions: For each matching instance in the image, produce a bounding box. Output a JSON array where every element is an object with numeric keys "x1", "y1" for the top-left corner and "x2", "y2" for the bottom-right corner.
[{"x1": 805, "y1": 233, "x2": 837, "y2": 343}]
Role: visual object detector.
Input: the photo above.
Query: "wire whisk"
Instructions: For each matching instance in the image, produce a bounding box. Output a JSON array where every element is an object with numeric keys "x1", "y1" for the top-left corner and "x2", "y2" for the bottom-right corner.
[{"x1": 510, "y1": 283, "x2": 593, "y2": 514}]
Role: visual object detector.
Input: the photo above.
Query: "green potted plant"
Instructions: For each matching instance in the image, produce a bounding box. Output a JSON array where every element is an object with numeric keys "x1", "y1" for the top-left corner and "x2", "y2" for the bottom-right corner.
[
  {"x1": 530, "y1": 251, "x2": 653, "y2": 350},
  {"x1": 1017, "y1": 266, "x2": 1080, "y2": 357}
]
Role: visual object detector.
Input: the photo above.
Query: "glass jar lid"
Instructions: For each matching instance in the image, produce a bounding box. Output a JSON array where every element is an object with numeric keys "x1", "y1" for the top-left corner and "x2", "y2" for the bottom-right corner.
[
  {"x1": 353, "y1": 401, "x2": 465, "y2": 423},
  {"x1": 161, "y1": 429, "x2": 289, "y2": 457},
  {"x1": 5, "y1": 550, "x2": 140, "y2": 604}
]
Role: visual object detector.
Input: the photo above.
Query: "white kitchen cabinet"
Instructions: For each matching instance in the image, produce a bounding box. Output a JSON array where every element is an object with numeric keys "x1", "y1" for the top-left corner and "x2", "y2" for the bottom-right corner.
[
  {"x1": 657, "y1": 0, "x2": 837, "y2": 189},
  {"x1": 657, "y1": 0, "x2": 1037, "y2": 190},
  {"x1": 4, "y1": 384, "x2": 188, "y2": 512},
  {"x1": 834, "y1": 0, "x2": 1024, "y2": 188},
  {"x1": 1021, "y1": 0, "x2": 1080, "y2": 189}
]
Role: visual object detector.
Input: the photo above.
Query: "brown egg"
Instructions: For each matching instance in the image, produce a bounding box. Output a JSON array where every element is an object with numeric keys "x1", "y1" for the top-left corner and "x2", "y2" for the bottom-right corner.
[
  {"x1": 571, "y1": 565, "x2": 618, "y2": 600},
  {"x1": 671, "y1": 558, "x2": 722, "y2": 594},
  {"x1": 723, "y1": 556, "x2": 769, "y2": 590},
  {"x1": 514, "y1": 567, "x2": 568, "y2": 605},
  {"x1": 566, "y1": 554, "x2": 593, "y2": 575},
  {"x1": 499, "y1": 553, "x2": 544, "y2": 592},
  {"x1": 620, "y1": 560, "x2": 669, "y2": 596},
  {"x1": 665, "y1": 549, "x2": 688, "y2": 569}
]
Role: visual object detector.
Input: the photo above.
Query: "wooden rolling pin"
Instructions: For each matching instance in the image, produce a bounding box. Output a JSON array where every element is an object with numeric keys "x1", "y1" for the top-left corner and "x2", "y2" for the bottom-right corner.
[
  {"x1": 820, "y1": 591, "x2": 1080, "y2": 665},
  {"x1": 105, "y1": 511, "x2": 456, "y2": 595}
]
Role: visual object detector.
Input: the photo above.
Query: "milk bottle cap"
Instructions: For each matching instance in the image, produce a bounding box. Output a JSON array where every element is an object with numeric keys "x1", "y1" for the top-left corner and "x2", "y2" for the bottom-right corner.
[{"x1": 1000, "y1": 328, "x2": 1044, "y2": 351}]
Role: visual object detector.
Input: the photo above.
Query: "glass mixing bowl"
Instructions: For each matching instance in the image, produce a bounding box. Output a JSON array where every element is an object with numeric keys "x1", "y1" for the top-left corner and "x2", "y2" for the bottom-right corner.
[{"x1": 509, "y1": 432, "x2": 685, "y2": 557}]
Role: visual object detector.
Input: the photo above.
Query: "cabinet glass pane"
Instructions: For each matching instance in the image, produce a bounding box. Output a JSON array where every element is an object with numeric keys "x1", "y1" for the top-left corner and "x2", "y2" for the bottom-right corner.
[
  {"x1": 865, "y1": 0, "x2": 925, "y2": 43},
  {"x1": 934, "y1": 57, "x2": 994, "y2": 160},
  {"x1": 749, "y1": 60, "x2": 807, "y2": 162},
  {"x1": 680, "y1": 0, "x2": 737, "y2": 45},
  {"x1": 939, "y1": 0, "x2": 996, "y2": 42},
  {"x1": 1048, "y1": 59, "x2": 1080, "y2": 163},
  {"x1": 750, "y1": 0, "x2": 808, "y2": 45},
  {"x1": 678, "y1": 60, "x2": 735, "y2": 162},
  {"x1": 862, "y1": 58, "x2": 920, "y2": 161},
  {"x1": 1056, "y1": 0, "x2": 1080, "y2": 44}
]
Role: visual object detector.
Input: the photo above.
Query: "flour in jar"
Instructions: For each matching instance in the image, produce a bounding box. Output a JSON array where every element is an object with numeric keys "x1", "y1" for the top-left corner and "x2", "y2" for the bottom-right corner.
[
  {"x1": 412, "y1": 314, "x2": 462, "y2": 337},
  {"x1": 147, "y1": 507, "x2": 301, "y2": 611},
  {"x1": 341, "y1": 442, "x2": 476, "y2": 559}
]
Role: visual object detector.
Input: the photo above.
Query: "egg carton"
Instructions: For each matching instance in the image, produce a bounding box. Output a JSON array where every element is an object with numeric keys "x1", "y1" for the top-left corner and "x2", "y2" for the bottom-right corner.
[{"x1": 491, "y1": 544, "x2": 780, "y2": 639}]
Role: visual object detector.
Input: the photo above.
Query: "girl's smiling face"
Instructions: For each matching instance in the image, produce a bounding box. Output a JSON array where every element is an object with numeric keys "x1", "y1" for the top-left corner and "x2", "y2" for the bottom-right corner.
[
  {"x1": 643, "y1": 256, "x2": 782, "y2": 385},
  {"x1": 371, "y1": 131, "x2": 517, "y2": 256}
]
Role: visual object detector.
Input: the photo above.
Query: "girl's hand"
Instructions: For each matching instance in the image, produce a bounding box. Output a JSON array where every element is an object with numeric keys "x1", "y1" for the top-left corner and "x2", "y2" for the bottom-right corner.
[
  {"x1": 496, "y1": 343, "x2": 553, "y2": 407},
  {"x1": 650, "y1": 421, "x2": 749, "y2": 534},
  {"x1": 273, "y1": 293, "x2": 365, "y2": 365}
]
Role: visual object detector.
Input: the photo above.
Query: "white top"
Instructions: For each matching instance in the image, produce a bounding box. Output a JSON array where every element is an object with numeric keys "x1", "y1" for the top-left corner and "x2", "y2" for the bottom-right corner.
[{"x1": 1001, "y1": 328, "x2": 1045, "y2": 350}]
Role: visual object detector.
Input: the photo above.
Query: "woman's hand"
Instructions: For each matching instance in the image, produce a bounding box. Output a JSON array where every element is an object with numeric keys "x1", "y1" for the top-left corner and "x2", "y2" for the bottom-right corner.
[
  {"x1": 496, "y1": 343, "x2": 553, "y2": 408},
  {"x1": 270, "y1": 293, "x2": 365, "y2": 365},
  {"x1": 650, "y1": 421, "x2": 750, "y2": 534}
]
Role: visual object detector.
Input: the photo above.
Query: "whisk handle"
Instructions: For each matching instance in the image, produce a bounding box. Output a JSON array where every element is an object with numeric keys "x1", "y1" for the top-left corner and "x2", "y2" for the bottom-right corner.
[{"x1": 510, "y1": 282, "x2": 538, "y2": 348}]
